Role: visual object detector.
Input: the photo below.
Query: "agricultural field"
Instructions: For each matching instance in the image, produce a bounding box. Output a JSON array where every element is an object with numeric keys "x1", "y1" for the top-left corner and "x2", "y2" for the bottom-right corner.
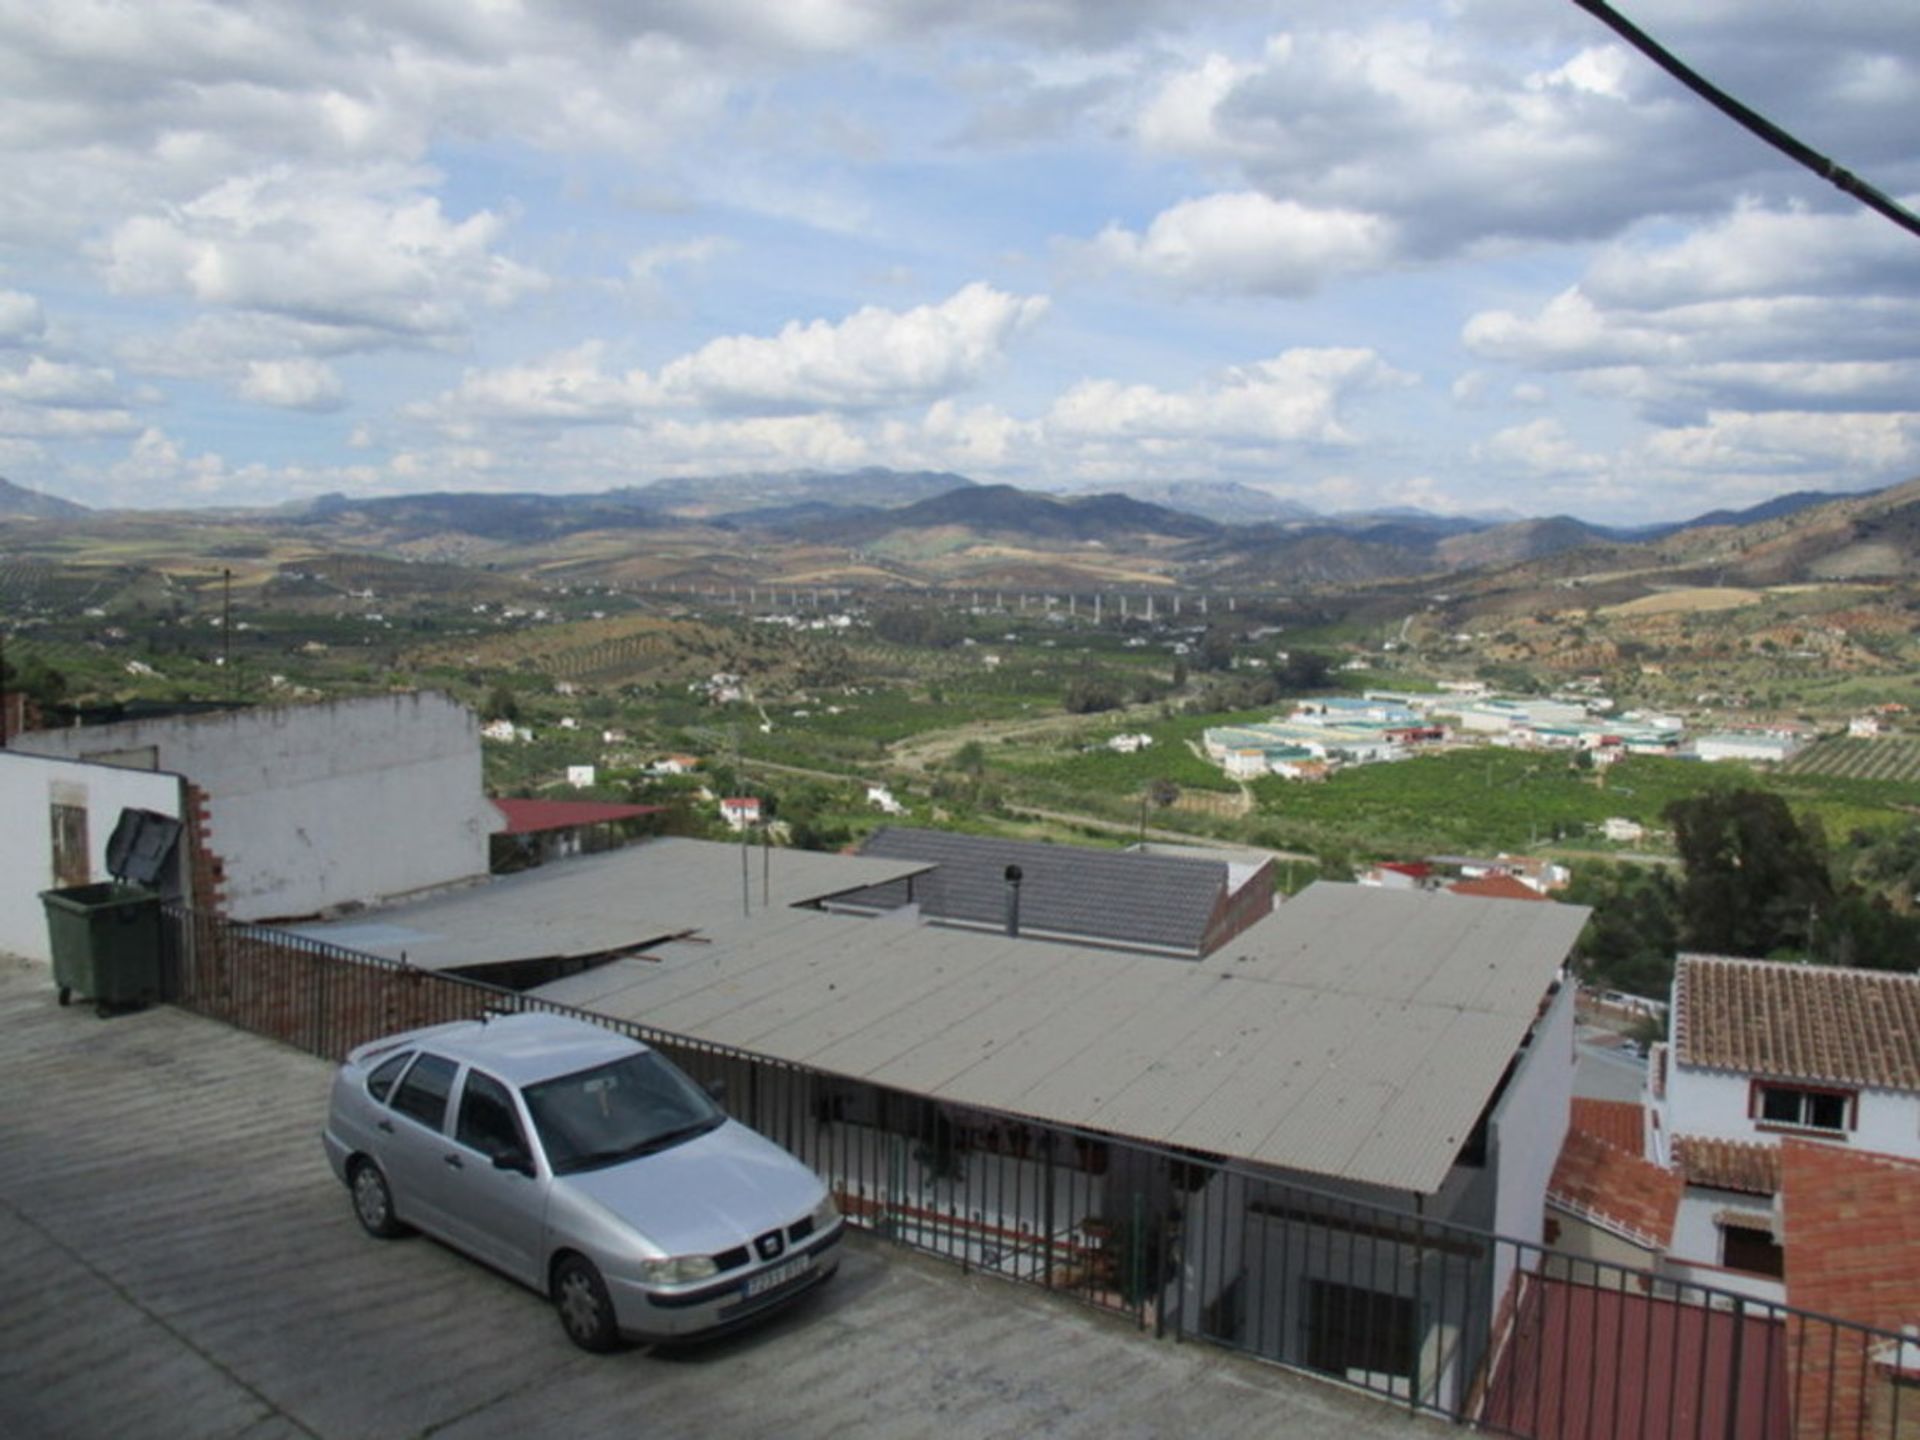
[{"x1": 1783, "y1": 736, "x2": 1920, "y2": 785}]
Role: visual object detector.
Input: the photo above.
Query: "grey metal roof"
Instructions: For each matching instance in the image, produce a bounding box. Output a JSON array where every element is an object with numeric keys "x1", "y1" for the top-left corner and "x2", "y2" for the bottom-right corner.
[
  {"x1": 535, "y1": 877, "x2": 1587, "y2": 1194},
  {"x1": 845, "y1": 827, "x2": 1229, "y2": 956},
  {"x1": 284, "y1": 838, "x2": 931, "y2": 969}
]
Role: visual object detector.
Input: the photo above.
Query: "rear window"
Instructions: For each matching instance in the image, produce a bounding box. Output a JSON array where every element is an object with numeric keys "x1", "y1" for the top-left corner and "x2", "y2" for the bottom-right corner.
[
  {"x1": 391, "y1": 1053, "x2": 458, "y2": 1130},
  {"x1": 366, "y1": 1050, "x2": 413, "y2": 1103}
]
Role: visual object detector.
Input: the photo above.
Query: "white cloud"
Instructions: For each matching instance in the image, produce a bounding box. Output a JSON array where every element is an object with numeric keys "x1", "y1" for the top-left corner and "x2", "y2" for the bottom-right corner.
[
  {"x1": 653, "y1": 283, "x2": 1048, "y2": 411},
  {"x1": 627, "y1": 236, "x2": 734, "y2": 284},
  {"x1": 1122, "y1": 16, "x2": 1920, "y2": 261},
  {"x1": 238, "y1": 358, "x2": 346, "y2": 412},
  {"x1": 100, "y1": 166, "x2": 545, "y2": 346},
  {"x1": 0, "y1": 290, "x2": 46, "y2": 346},
  {"x1": 0, "y1": 356, "x2": 123, "y2": 409},
  {"x1": 1091, "y1": 192, "x2": 1395, "y2": 295},
  {"x1": 1472, "y1": 418, "x2": 1606, "y2": 477},
  {"x1": 1046, "y1": 347, "x2": 1408, "y2": 447},
  {"x1": 418, "y1": 344, "x2": 647, "y2": 426},
  {"x1": 414, "y1": 283, "x2": 1048, "y2": 431},
  {"x1": 1642, "y1": 410, "x2": 1919, "y2": 478}
]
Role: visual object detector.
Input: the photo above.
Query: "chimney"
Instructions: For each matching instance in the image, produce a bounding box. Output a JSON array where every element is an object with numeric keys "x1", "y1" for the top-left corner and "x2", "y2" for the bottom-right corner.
[{"x1": 1003, "y1": 863, "x2": 1023, "y2": 937}]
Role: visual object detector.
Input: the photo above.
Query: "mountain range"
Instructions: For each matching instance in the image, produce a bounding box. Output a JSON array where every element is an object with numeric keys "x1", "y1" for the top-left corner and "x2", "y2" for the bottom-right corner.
[{"x1": 4, "y1": 465, "x2": 1913, "y2": 592}]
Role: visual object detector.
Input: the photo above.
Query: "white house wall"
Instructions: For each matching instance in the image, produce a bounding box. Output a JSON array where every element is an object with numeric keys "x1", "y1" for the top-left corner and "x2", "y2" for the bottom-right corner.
[
  {"x1": 0, "y1": 753, "x2": 185, "y2": 964},
  {"x1": 1484, "y1": 977, "x2": 1575, "y2": 1316},
  {"x1": 1490, "y1": 978, "x2": 1575, "y2": 1249},
  {"x1": 1662, "y1": 1064, "x2": 1920, "y2": 1157},
  {"x1": 12, "y1": 693, "x2": 495, "y2": 921}
]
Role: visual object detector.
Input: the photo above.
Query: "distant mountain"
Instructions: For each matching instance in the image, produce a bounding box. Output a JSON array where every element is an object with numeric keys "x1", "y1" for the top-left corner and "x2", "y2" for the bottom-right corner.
[
  {"x1": 1605, "y1": 489, "x2": 1849, "y2": 543},
  {"x1": 1437, "y1": 516, "x2": 1618, "y2": 570},
  {"x1": 640, "y1": 467, "x2": 974, "y2": 519},
  {"x1": 814, "y1": 483, "x2": 1220, "y2": 545},
  {"x1": 0, "y1": 476, "x2": 87, "y2": 519},
  {"x1": 296, "y1": 489, "x2": 665, "y2": 542},
  {"x1": 1061, "y1": 479, "x2": 1317, "y2": 526}
]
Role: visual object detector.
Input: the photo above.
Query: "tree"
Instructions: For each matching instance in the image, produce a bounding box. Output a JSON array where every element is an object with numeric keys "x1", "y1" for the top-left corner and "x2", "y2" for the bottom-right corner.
[
  {"x1": 1197, "y1": 626, "x2": 1236, "y2": 672},
  {"x1": 1566, "y1": 861, "x2": 1681, "y2": 997},
  {"x1": 1664, "y1": 790, "x2": 1833, "y2": 958},
  {"x1": 1272, "y1": 650, "x2": 1332, "y2": 693},
  {"x1": 951, "y1": 740, "x2": 987, "y2": 777},
  {"x1": 483, "y1": 684, "x2": 520, "y2": 724},
  {"x1": 1063, "y1": 676, "x2": 1122, "y2": 714}
]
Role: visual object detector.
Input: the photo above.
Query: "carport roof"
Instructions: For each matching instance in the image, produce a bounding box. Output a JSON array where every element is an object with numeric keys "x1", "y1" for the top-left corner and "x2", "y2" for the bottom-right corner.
[
  {"x1": 534, "y1": 877, "x2": 1586, "y2": 1194},
  {"x1": 284, "y1": 838, "x2": 931, "y2": 969}
]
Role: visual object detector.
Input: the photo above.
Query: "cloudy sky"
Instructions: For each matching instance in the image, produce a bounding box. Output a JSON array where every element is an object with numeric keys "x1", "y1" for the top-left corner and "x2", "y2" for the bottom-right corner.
[{"x1": 2, "y1": 0, "x2": 1917, "y2": 523}]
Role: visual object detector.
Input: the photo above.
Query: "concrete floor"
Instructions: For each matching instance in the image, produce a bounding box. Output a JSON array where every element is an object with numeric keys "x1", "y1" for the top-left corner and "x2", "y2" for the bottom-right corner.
[{"x1": 0, "y1": 953, "x2": 1444, "y2": 1440}]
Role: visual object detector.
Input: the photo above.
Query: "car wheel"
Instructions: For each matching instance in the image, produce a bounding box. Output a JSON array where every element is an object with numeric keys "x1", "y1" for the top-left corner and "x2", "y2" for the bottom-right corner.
[
  {"x1": 349, "y1": 1158, "x2": 406, "y2": 1239},
  {"x1": 553, "y1": 1255, "x2": 622, "y2": 1353}
]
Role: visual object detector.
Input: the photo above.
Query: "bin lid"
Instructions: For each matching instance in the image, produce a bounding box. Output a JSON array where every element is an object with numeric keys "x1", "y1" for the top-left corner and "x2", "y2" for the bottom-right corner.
[{"x1": 105, "y1": 808, "x2": 183, "y2": 887}]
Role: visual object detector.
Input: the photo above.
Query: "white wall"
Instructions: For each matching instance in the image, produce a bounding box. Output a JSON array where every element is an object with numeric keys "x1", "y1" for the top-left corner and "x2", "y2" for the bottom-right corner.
[
  {"x1": 1664, "y1": 1062, "x2": 1920, "y2": 1158},
  {"x1": 1490, "y1": 978, "x2": 1577, "y2": 1250},
  {"x1": 0, "y1": 752, "x2": 185, "y2": 963},
  {"x1": 13, "y1": 692, "x2": 496, "y2": 921}
]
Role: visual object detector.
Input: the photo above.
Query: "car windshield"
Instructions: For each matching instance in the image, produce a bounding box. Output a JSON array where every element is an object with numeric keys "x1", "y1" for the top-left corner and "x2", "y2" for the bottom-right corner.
[{"x1": 522, "y1": 1050, "x2": 724, "y2": 1175}]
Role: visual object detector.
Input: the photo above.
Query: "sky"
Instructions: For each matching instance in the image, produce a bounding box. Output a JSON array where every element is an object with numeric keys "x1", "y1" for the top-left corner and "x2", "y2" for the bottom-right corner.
[{"x1": 1, "y1": 1, "x2": 1917, "y2": 525}]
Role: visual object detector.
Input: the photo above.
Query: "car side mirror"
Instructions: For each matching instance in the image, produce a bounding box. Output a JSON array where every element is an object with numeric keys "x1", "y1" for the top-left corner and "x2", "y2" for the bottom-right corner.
[
  {"x1": 492, "y1": 1148, "x2": 534, "y2": 1177},
  {"x1": 703, "y1": 1077, "x2": 728, "y2": 1104}
]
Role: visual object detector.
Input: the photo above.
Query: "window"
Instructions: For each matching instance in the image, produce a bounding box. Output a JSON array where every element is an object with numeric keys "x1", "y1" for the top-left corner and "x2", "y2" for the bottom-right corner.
[
  {"x1": 365, "y1": 1051, "x2": 413, "y2": 1103},
  {"x1": 457, "y1": 1070, "x2": 528, "y2": 1162},
  {"x1": 1754, "y1": 1083, "x2": 1853, "y2": 1133},
  {"x1": 390, "y1": 1053, "x2": 458, "y2": 1130},
  {"x1": 1721, "y1": 1225, "x2": 1784, "y2": 1278}
]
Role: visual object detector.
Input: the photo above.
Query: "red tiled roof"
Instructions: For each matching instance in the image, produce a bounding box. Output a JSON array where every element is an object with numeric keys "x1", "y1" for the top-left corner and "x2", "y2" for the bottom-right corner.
[
  {"x1": 1670, "y1": 1135, "x2": 1781, "y2": 1196},
  {"x1": 490, "y1": 798, "x2": 662, "y2": 835},
  {"x1": 1547, "y1": 1127, "x2": 1683, "y2": 1249},
  {"x1": 1448, "y1": 873, "x2": 1548, "y2": 902},
  {"x1": 1674, "y1": 954, "x2": 1920, "y2": 1090},
  {"x1": 1379, "y1": 861, "x2": 1431, "y2": 879},
  {"x1": 1571, "y1": 1098, "x2": 1645, "y2": 1155},
  {"x1": 1780, "y1": 1141, "x2": 1920, "y2": 1436}
]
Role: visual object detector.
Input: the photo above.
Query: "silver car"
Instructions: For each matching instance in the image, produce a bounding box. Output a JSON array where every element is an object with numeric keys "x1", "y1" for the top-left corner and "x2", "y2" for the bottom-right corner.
[{"x1": 322, "y1": 1011, "x2": 842, "y2": 1350}]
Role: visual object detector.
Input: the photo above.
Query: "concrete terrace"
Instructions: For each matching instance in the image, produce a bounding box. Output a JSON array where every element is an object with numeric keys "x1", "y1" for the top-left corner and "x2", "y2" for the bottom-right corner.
[{"x1": 0, "y1": 954, "x2": 1443, "y2": 1440}]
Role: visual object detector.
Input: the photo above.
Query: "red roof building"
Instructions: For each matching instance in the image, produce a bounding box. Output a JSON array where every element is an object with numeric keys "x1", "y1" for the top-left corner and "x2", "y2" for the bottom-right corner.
[
  {"x1": 1448, "y1": 872, "x2": 1550, "y2": 902},
  {"x1": 489, "y1": 797, "x2": 662, "y2": 870},
  {"x1": 491, "y1": 797, "x2": 662, "y2": 834}
]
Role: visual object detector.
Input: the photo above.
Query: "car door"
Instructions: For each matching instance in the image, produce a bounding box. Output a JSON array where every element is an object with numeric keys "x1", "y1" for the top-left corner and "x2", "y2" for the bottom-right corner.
[
  {"x1": 439, "y1": 1068, "x2": 548, "y2": 1287},
  {"x1": 381, "y1": 1051, "x2": 461, "y2": 1236}
]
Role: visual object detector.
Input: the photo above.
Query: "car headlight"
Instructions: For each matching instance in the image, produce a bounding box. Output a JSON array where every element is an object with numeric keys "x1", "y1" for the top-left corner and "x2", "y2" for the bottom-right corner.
[
  {"x1": 637, "y1": 1254, "x2": 719, "y2": 1285},
  {"x1": 812, "y1": 1193, "x2": 840, "y2": 1230}
]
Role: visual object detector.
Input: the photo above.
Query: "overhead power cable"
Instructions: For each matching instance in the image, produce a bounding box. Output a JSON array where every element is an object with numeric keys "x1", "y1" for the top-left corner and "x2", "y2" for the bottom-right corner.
[{"x1": 1568, "y1": 0, "x2": 1920, "y2": 242}]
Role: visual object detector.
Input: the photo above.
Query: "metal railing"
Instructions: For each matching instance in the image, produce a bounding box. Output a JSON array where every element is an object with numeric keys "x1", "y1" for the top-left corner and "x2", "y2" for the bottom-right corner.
[{"x1": 158, "y1": 906, "x2": 1915, "y2": 1438}]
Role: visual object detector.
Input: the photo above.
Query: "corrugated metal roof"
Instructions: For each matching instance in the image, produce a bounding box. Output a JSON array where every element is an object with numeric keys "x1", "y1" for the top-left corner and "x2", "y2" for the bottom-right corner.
[
  {"x1": 284, "y1": 838, "x2": 931, "y2": 969},
  {"x1": 845, "y1": 827, "x2": 1228, "y2": 955},
  {"x1": 537, "y1": 875, "x2": 1586, "y2": 1194}
]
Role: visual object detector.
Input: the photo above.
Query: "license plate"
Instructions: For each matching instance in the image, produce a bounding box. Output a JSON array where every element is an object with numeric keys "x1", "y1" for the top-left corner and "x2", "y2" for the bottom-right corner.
[{"x1": 744, "y1": 1254, "x2": 810, "y2": 1297}]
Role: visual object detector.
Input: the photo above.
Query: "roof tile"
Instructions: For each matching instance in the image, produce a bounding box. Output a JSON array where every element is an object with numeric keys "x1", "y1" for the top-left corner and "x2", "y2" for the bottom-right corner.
[
  {"x1": 1671, "y1": 1135, "x2": 1782, "y2": 1196},
  {"x1": 1570, "y1": 1097, "x2": 1645, "y2": 1154},
  {"x1": 1673, "y1": 954, "x2": 1920, "y2": 1090},
  {"x1": 1548, "y1": 1127, "x2": 1684, "y2": 1249}
]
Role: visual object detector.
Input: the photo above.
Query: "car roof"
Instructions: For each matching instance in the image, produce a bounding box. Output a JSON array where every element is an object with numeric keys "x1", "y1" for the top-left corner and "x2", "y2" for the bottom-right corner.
[{"x1": 366, "y1": 1011, "x2": 647, "y2": 1087}]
